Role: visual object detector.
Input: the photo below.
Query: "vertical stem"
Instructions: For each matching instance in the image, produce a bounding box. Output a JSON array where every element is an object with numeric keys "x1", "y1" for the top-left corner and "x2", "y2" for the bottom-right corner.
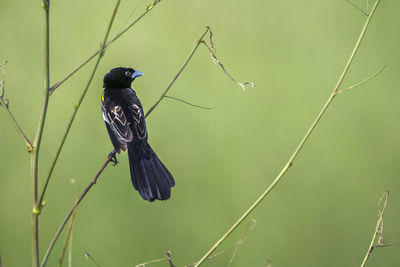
[
  {"x1": 31, "y1": 1, "x2": 50, "y2": 266},
  {"x1": 31, "y1": 159, "x2": 40, "y2": 267},
  {"x1": 36, "y1": 0, "x2": 121, "y2": 212},
  {"x1": 40, "y1": 1, "x2": 121, "y2": 265}
]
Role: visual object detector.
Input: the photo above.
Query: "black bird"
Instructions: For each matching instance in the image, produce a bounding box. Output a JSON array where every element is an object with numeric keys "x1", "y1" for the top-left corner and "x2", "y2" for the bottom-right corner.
[{"x1": 101, "y1": 67, "x2": 175, "y2": 201}]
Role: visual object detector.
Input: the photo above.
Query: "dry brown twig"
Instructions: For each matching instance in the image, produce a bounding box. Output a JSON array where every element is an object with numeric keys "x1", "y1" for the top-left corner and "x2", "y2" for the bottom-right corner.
[
  {"x1": 360, "y1": 191, "x2": 391, "y2": 267},
  {"x1": 204, "y1": 27, "x2": 255, "y2": 91},
  {"x1": 134, "y1": 219, "x2": 257, "y2": 267},
  {"x1": 145, "y1": 26, "x2": 255, "y2": 118}
]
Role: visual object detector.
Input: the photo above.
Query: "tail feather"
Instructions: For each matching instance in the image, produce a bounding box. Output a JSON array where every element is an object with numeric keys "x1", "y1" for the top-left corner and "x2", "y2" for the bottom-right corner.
[
  {"x1": 137, "y1": 160, "x2": 155, "y2": 201},
  {"x1": 128, "y1": 143, "x2": 174, "y2": 202},
  {"x1": 144, "y1": 157, "x2": 168, "y2": 199},
  {"x1": 157, "y1": 159, "x2": 175, "y2": 187}
]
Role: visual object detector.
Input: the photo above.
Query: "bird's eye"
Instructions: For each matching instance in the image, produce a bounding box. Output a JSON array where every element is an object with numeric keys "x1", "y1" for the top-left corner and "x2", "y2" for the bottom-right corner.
[{"x1": 125, "y1": 71, "x2": 132, "y2": 77}]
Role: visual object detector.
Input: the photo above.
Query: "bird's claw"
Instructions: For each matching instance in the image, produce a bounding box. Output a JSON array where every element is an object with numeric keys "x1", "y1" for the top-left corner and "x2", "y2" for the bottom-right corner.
[{"x1": 108, "y1": 149, "x2": 118, "y2": 166}]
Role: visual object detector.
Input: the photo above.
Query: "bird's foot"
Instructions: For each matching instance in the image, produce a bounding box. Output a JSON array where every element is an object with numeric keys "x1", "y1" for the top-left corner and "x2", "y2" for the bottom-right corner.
[{"x1": 108, "y1": 149, "x2": 118, "y2": 166}]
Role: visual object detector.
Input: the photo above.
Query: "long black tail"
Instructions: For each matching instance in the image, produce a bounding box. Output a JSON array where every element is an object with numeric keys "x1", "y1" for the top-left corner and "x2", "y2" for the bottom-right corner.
[{"x1": 127, "y1": 143, "x2": 175, "y2": 202}]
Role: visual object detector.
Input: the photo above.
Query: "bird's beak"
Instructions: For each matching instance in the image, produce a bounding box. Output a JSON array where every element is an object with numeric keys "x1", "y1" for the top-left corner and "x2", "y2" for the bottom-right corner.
[{"x1": 131, "y1": 70, "x2": 144, "y2": 79}]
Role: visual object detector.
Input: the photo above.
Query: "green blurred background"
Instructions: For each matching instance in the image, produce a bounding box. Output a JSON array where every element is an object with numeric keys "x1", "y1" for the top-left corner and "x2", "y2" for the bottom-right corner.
[{"x1": 1, "y1": 0, "x2": 399, "y2": 266}]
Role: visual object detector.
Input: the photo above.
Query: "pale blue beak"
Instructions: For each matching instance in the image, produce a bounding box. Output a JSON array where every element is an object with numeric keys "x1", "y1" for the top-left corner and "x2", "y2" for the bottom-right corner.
[{"x1": 131, "y1": 70, "x2": 144, "y2": 79}]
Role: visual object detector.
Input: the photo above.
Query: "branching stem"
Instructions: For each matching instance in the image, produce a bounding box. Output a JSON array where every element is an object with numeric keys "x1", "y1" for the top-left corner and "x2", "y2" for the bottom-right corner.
[
  {"x1": 0, "y1": 97, "x2": 33, "y2": 149},
  {"x1": 36, "y1": 0, "x2": 121, "y2": 213},
  {"x1": 30, "y1": 1, "x2": 50, "y2": 266},
  {"x1": 193, "y1": 0, "x2": 381, "y2": 266},
  {"x1": 40, "y1": 153, "x2": 115, "y2": 267},
  {"x1": 145, "y1": 27, "x2": 210, "y2": 118},
  {"x1": 145, "y1": 25, "x2": 255, "y2": 118},
  {"x1": 0, "y1": 61, "x2": 33, "y2": 149},
  {"x1": 48, "y1": 0, "x2": 162, "y2": 95},
  {"x1": 336, "y1": 65, "x2": 385, "y2": 95}
]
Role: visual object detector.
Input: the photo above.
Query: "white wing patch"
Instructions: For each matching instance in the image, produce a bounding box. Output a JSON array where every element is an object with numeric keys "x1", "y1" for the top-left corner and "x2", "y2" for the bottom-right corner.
[
  {"x1": 102, "y1": 103, "x2": 133, "y2": 150},
  {"x1": 130, "y1": 104, "x2": 147, "y2": 140}
]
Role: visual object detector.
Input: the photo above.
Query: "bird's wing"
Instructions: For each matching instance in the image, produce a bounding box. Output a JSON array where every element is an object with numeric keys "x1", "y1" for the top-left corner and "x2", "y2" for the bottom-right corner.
[
  {"x1": 102, "y1": 101, "x2": 133, "y2": 151},
  {"x1": 129, "y1": 103, "x2": 147, "y2": 140}
]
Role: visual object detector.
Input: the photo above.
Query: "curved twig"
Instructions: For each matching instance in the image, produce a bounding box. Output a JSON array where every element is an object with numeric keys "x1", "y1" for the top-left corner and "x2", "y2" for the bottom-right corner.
[
  {"x1": 193, "y1": 1, "x2": 382, "y2": 266},
  {"x1": 49, "y1": 0, "x2": 162, "y2": 95}
]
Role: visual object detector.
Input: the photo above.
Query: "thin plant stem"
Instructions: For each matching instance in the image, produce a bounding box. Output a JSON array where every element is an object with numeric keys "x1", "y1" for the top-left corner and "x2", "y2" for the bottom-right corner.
[
  {"x1": 40, "y1": 153, "x2": 115, "y2": 267},
  {"x1": 336, "y1": 65, "x2": 385, "y2": 94},
  {"x1": 84, "y1": 252, "x2": 102, "y2": 267},
  {"x1": 164, "y1": 95, "x2": 213, "y2": 110},
  {"x1": 0, "y1": 97, "x2": 33, "y2": 149},
  {"x1": 166, "y1": 251, "x2": 174, "y2": 267},
  {"x1": 145, "y1": 27, "x2": 210, "y2": 119},
  {"x1": 42, "y1": 23, "x2": 228, "y2": 267},
  {"x1": 228, "y1": 219, "x2": 256, "y2": 267},
  {"x1": 227, "y1": 243, "x2": 240, "y2": 267},
  {"x1": 193, "y1": 93, "x2": 335, "y2": 267},
  {"x1": 333, "y1": 0, "x2": 380, "y2": 94},
  {"x1": 201, "y1": 40, "x2": 255, "y2": 91},
  {"x1": 0, "y1": 61, "x2": 33, "y2": 149},
  {"x1": 345, "y1": 0, "x2": 369, "y2": 16},
  {"x1": 135, "y1": 220, "x2": 255, "y2": 267},
  {"x1": 30, "y1": 1, "x2": 50, "y2": 266},
  {"x1": 36, "y1": 0, "x2": 121, "y2": 213},
  {"x1": 360, "y1": 191, "x2": 389, "y2": 267},
  {"x1": 135, "y1": 257, "x2": 168, "y2": 267},
  {"x1": 193, "y1": 1, "x2": 381, "y2": 266},
  {"x1": 58, "y1": 194, "x2": 79, "y2": 267},
  {"x1": 184, "y1": 220, "x2": 256, "y2": 267},
  {"x1": 68, "y1": 229, "x2": 73, "y2": 267},
  {"x1": 0, "y1": 60, "x2": 5, "y2": 98},
  {"x1": 48, "y1": 0, "x2": 162, "y2": 95},
  {"x1": 145, "y1": 25, "x2": 255, "y2": 119}
]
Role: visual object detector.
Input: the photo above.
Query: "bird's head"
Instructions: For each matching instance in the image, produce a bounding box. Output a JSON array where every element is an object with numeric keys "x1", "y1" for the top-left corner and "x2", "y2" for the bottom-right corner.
[{"x1": 103, "y1": 67, "x2": 144, "y2": 89}]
